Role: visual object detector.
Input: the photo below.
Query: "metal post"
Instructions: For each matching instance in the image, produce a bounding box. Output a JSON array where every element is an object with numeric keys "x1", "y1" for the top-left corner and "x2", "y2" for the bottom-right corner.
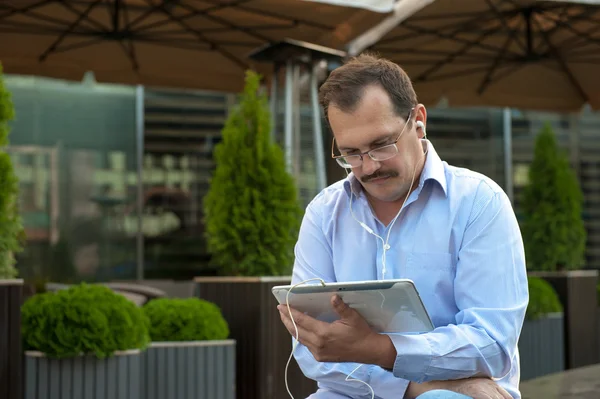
[
  {"x1": 310, "y1": 65, "x2": 327, "y2": 190},
  {"x1": 284, "y1": 61, "x2": 294, "y2": 173},
  {"x1": 293, "y1": 64, "x2": 301, "y2": 178},
  {"x1": 503, "y1": 107, "x2": 514, "y2": 205},
  {"x1": 135, "y1": 85, "x2": 145, "y2": 281},
  {"x1": 269, "y1": 69, "x2": 278, "y2": 141}
]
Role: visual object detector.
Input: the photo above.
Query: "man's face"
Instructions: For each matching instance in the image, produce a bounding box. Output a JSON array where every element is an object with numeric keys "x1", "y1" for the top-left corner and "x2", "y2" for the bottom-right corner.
[{"x1": 329, "y1": 85, "x2": 426, "y2": 203}]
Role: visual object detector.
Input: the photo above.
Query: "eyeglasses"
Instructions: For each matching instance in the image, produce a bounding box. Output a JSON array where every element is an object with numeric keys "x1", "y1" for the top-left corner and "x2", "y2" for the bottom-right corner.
[{"x1": 331, "y1": 109, "x2": 414, "y2": 169}]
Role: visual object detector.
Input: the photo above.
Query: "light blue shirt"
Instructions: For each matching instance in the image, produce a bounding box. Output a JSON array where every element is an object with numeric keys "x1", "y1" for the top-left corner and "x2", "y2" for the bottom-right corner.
[{"x1": 291, "y1": 139, "x2": 529, "y2": 399}]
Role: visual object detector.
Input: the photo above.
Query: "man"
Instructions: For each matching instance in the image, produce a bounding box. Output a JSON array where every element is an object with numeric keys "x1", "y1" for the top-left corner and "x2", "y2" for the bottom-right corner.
[{"x1": 277, "y1": 53, "x2": 529, "y2": 399}]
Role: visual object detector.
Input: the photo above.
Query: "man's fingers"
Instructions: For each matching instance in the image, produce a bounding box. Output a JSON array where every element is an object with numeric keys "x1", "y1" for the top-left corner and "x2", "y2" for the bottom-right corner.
[
  {"x1": 497, "y1": 386, "x2": 512, "y2": 399},
  {"x1": 330, "y1": 295, "x2": 361, "y2": 322},
  {"x1": 277, "y1": 305, "x2": 322, "y2": 345}
]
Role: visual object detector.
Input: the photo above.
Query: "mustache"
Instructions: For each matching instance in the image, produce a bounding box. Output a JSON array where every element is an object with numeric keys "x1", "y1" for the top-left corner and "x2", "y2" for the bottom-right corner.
[{"x1": 361, "y1": 170, "x2": 399, "y2": 183}]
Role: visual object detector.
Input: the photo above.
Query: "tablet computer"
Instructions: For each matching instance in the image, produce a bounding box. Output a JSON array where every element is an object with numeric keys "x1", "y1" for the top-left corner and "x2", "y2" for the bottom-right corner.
[{"x1": 272, "y1": 279, "x2": 434, "y2": 334}]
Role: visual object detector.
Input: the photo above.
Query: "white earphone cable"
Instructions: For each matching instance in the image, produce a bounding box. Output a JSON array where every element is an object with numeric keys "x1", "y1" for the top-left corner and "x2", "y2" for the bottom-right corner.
[{"x1": 284, "y1": 123, "x2": 428, "y2": 399}]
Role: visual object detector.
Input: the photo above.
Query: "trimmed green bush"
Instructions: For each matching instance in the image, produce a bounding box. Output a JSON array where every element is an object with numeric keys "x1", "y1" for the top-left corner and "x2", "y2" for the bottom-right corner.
[
  {"x1": 143, "y1": 297, "x2": 229, "y2": 342},
  {"x1": 525, "y1": 276, "x2": 563, "y2": 321},
  {"x1": 0, "y1": 63, "x2": 24, "y2": 279},
  {"x1": 203, "y1": 70, "x2": 303, "y2": 276},
  {"x1": 21, "y1": 283, "x2": 150, "y2": 358},
  {"x1": 520, "y1": 122, "x2": 586, "y2": 271}
]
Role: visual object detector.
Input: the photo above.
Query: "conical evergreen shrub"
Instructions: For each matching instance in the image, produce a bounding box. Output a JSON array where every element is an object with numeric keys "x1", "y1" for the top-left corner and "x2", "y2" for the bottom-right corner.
[
  {"x1": 203, "y1": 70, "x2": 303, "y2": 276},
  {"x1": 0, "y1": 63, "x2": 24, "y2": 279},
  {"x1": 520, "y1": 122, "x2": 586, "y2": 271}
]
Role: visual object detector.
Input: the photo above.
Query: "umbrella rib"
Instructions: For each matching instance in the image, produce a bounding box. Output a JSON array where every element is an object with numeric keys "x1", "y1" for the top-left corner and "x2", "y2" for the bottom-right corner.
[
  {"x1": 414, "y1": 65, "x2": 499, "y2": 83},
  {"x1": 44, "y1": 36, "x2": 107, "y2": 54},
  {"x1": 413, "y1": 23, "x2": 508, "y2": 82},
  {"x1": 377, "y1": 11, "x2": 501, "y2": 46},
  {"x1": 533, "y1": 17, "x2": 589, "y2": 103},
  {"x1": 537, "y1": 6, "x2": 600, "y2": 52},
  {"x1": 0, "y1": 0, "x2": 52, "y2": 22},
  {"x1": 200, "y1": 0, "x2": 334, "y2": 31},
  {"x1": 147, "y1": 0, "x2": 248, "y2": 71},
  {"x1": 39, "y1": 0, "x2": 104, "y2": 62},
  {"x1": 481, "y1": 62, "x2": 526, "y2": 88},
  {"x1": 397, "y1": 18, "x2": 522, "y2": 57},
  {"x1": 541, "y1": 9, "x2": 600, "y2": 52},
  {"x1": 119, "y1": 0, "x2": 139, "y2": 71},
  {"x1": 129, "y1": 0, "x2": 253, "y2": 33},
  {"x1": 59, "y1": 0, "x2": 110, "y2": 32},
  {"x1": 477, "y1": 30, "x2": 516, "y2": 95},
  {"x1": 176, "y1": 1, "x2": 272, "y2": 43},
  {"x1": 485, "y1": 0, "x2": 527, "y2": 53}
]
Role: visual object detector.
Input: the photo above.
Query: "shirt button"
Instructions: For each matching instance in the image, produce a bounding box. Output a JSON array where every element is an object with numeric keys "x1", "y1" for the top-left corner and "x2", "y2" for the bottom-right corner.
[{"x1": 384, "y1": 244, "x2": 391, "y2": 250}]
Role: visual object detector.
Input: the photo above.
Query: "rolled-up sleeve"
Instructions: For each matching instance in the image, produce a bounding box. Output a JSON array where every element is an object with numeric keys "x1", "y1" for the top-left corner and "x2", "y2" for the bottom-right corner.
[{"x1": 387, "y1": 190, "x2": 529, "y2": 383}]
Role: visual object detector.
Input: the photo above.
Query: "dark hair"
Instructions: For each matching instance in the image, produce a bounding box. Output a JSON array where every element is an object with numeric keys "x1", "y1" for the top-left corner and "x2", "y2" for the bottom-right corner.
[{"x1": 318, "y1": 53, "x2": 418, "y2": 121}]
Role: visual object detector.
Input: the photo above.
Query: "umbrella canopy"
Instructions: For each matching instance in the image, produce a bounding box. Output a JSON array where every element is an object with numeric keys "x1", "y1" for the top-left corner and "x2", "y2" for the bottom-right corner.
[
  {"x1": 0, "y1": 0, "x2": 385, "y2": 92},
  {"x1": 350, "y1": 0, "x2": 600, "y2": 112}
]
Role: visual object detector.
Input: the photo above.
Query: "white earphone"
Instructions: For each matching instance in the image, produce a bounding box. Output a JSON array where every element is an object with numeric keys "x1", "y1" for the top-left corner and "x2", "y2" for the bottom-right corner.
[{"x1": 416, "y1": 120, "x2": 426, "y2": 138}]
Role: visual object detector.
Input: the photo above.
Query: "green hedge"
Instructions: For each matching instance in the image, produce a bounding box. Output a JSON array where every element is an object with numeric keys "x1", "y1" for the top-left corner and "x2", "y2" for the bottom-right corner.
[
  {"x1": 21, "y1": 284, "x2": 150, "y2": 358},
  {"x1": 525, "y1": 276, "x2": 563, "y2": 321},
  {"x1": 0, "y1": 63, "x2": 24, "y2": 279},
  {"x1": 142, "y1": 297, "x2": 229, "y2": 342},
  {"x1": 520, "y1": 123, "x2": 586, "y2": 271}
]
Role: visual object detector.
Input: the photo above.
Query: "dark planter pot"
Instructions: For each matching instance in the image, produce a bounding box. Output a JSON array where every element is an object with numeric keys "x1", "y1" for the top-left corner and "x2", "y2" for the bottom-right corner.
[
  {"x1": 598, "y1": 307, "x2": 600, "y2": 362},
  {"x1": 194, "y1": 277, "x2": 317, "y2": 399},
  {"x1": 528, "y1": 270, "x2": 599, "y2": 369},
  {"x1": 141, "y1": 340, "x2": 236, "y2": 399},
  {"x1": 518, "y1": 312, "x2": 565, "y2": 380},
  {"x1": 24, "y1": 350, "x2": 141, "y2": 399},
  {"x1": 0, "y1": 279, "x2": 23, "y2": 399}
]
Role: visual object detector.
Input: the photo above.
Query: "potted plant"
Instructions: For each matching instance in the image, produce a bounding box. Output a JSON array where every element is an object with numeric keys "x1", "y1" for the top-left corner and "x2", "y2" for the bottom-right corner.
[
  {"x1": 520, "y1": 122, "x2": 598, "y2": 369},
  {"x1": 196, "y1": 70, "x2": 309, "y2": 399},
  {"x1": 0, "y1": 62, "x2": 25, "y2": 399},
  {"x1": 518, "y1": 276, "x2": 565, "y2": 380},
  {"x1": 21, "y1": 283, "x2": 150, "y2": 399},
  {"x1": 140, "y1": 297, "x2": 235, "y2": 399}
]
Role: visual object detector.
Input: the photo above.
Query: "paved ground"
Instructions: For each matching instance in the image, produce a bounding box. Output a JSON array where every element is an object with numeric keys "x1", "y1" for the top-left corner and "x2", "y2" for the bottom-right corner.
[{"x1": 520, "y1": 364, "x2": 600, "y2": 399}]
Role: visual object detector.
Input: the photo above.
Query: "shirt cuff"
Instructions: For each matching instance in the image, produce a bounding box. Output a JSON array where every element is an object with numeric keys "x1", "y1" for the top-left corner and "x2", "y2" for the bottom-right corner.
[
  {"x1": 367, "y1": 366, "x2": 410, "y2": 399},
  {"x1": 387, "y1": 333, "x2": 433, "y2": 383}
]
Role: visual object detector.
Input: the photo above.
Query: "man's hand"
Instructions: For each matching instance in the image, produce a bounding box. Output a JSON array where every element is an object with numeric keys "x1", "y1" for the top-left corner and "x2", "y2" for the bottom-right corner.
[
  {"x1": 277, "y1": 294, "x2": 396, "y2": 367},
  {"x1": 406, "y1": 377, "x2": 513, "y2": 399}
]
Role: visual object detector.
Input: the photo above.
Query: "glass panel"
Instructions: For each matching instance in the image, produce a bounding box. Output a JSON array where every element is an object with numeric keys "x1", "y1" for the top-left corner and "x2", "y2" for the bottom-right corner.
[{"x1": 5, "y1": 75, "x2": 140, "y2": 284}]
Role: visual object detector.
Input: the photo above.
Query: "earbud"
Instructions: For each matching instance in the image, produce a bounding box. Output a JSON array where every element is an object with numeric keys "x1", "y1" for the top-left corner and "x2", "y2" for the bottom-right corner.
[{"x1": 416, "y1": 121, "x2": 426, "y2": 138}]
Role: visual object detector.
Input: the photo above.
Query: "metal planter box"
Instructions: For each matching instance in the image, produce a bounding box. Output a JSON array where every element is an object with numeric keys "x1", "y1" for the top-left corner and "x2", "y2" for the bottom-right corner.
[
  {"x1": 141, "y1": 340, "x2": 236, "y2": 399},
  {"x1": 195, "y1": 277, "x2": 318, "y2": 399},
  {"x1": 24, "y1": 350, "x2": 141, "y2": 399},
  {"x1": 529, "y1": 270, "x2": 599, "y2": 368},
  {"x1": 0, "y1": 279, "x2": 23, "y2": 399},
  {"x1": 518, "y1": 312, "x2": 565, "y2": 381}
]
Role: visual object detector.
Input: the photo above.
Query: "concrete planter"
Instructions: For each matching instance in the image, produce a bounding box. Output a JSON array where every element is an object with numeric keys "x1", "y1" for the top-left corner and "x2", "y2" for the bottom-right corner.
[
  {"x1": 141, "y1": 340, "x2": 236, "y2": 399},
  {"x1": 24, "y1": 350, "x2": 141, "y2": 399},
  {"x1": 518, "y1": 312, "x2": 565, "y2": 380},
  {"x1": 0, "y1": 279, "x2": 23, "y2": 399},
  {"x1": 194, "y1": 276, "x2": 318, "y2": 399},
  {"x1": 528, "y1": 270, "x2": 599, "y2": 369}
]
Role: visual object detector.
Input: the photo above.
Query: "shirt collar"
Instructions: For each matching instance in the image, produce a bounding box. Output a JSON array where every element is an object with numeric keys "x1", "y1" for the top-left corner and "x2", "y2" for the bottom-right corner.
[{"x1": 342, "y1": 139, "x2": 448, "y2": 198}]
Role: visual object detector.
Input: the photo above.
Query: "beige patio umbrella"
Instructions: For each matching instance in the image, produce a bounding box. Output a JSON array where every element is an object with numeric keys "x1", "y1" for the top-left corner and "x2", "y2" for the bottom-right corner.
[
  {"x1": 345, "y1": 0, "x2": 600, "y2": 112},
  {"x1": 0, "y1": 0, "x2": 387, "y2": 92}
]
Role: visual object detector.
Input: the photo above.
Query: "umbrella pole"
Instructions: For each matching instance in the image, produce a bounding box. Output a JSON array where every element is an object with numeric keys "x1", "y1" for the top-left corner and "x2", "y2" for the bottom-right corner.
[
  {"x1": 503, "y1": 107, "x2": 513, "y2": 205},
  {"x1": 284, "y1": 60, "x2": 294, "y2": 174},
  {"x1": 135, "y1": 85, "x2": 145, "y2": 281},
  {"x1": 270, "y1": 67, "x2": 279, "y2": 142},
  {"x1": 310, "y1": 64, "x2": 327, "y2": 191}
]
